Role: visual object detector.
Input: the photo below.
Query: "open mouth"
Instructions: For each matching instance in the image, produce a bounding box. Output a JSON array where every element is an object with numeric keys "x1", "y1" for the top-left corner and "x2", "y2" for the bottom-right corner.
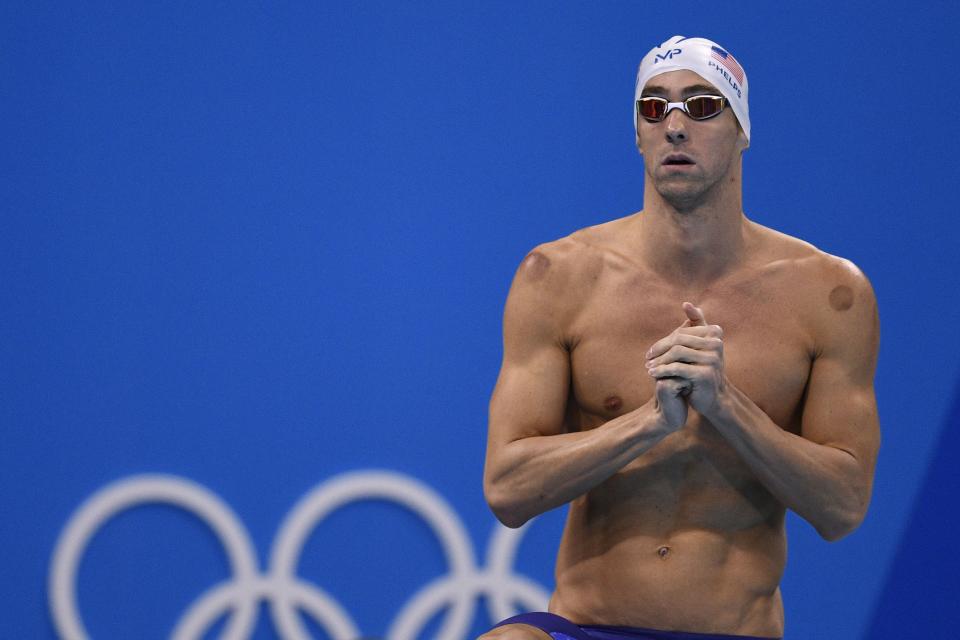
[{"x1": 663, "y1": 155, "x2": 695, "y2": 166}]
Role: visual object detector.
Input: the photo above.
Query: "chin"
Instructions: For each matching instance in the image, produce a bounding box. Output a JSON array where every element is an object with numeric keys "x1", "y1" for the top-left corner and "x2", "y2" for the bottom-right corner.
[{"x1": 654, "y1": 180, "x2": 709, "y2": 211}]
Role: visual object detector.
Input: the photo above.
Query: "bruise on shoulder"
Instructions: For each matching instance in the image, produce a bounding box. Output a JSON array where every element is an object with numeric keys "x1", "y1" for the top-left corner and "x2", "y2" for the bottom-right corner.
[
  {"x1": 828, "y1": 284, "x2": 854, "y2": 311},
  {"x1": 823, "y1": 256, "x2": 865, "y2": 313},
  {"x1": 520, "y1": 250, "x2": 551, "y2": 281}
]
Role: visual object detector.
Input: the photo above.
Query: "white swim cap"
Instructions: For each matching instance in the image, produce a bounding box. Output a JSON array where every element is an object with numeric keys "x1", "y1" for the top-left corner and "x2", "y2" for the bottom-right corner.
[{"x1": 634, "y1": 35, "x2": 750, "y2": 141}]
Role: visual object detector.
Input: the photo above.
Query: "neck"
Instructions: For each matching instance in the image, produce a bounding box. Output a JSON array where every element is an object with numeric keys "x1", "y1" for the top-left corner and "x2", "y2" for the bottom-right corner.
[{"x1": 636, "y1": 167, "x2": 747, "y2": 287}]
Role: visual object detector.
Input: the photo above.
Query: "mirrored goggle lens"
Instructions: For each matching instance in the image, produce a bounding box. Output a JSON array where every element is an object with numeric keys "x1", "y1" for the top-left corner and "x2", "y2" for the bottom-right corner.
[
  {"x1": 638, "y1": 98, "x2": 667, "y2": 122},
  {"x1": 685, "y1": 96, "x2": 724, "y2": 119}
]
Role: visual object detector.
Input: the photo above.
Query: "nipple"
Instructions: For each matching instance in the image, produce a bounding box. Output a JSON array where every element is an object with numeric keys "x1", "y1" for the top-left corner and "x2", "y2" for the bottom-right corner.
[{"x1": 604, "y1": 396, "x2": 623, "y2": 412}]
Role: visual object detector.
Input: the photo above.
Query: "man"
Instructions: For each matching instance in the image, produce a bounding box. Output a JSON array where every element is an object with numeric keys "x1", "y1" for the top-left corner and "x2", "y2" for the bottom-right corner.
[{"x1": 479, "y1": 36, "x2": 880, "y2": 640}]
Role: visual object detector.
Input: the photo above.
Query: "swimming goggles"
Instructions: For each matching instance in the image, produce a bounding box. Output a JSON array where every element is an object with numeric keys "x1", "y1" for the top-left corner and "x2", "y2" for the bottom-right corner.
[{"x1": 636, "y1": 95, "x2": 727, "y2": 124}]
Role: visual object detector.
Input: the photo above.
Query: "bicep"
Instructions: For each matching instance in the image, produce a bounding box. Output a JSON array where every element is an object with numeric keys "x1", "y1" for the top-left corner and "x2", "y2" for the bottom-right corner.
[
  {"x1": 488, "y1": 343, "x2": 571, "y2": 451},
  {"x1": 801, "y1": 357, "x2": 880, "y2": 467},
  {"x1": 487, "y1": 251, "x2": 573, "y2": 454},
  {"x1": 800, "y1": 269, "x2": 881, "y2": 474}
]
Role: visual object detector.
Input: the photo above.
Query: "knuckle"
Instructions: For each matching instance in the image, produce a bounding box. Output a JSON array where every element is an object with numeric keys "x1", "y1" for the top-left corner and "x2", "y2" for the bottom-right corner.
[{"x1": 657, "y1": 380, "x2": 676, "y2": 394}]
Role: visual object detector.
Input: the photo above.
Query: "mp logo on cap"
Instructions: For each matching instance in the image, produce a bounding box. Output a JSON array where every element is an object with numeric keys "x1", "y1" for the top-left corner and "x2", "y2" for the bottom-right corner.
[{"x1": 654, "y1": 48, "x2": 682, "y2": 63}]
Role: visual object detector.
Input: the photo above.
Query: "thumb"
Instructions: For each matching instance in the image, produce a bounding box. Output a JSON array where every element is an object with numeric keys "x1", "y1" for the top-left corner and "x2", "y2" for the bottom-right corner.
[{"x1": 681, "y1": 301, "x2": 707, "y2": 327}]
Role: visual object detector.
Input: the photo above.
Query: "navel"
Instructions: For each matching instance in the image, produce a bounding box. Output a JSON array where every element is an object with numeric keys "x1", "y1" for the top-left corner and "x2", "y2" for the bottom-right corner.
[
  {"x1": 658, "y1": 545, "x2": 671, "y2": 559},
  {"x1": 604, "y1": 395, "x2": 623, "y2": 412},
  {"x1": 828, "y1": 285, "x2": 854, "y2": 311}
]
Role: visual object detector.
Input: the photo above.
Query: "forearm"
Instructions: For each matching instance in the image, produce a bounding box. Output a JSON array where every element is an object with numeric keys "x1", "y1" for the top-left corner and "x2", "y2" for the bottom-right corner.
[
  {"x1": 708, "y1": 384, "x2": 870, "y2": 540},
  {"x1": 485, "y1": 402, "x2": 668, "y2": 528}
]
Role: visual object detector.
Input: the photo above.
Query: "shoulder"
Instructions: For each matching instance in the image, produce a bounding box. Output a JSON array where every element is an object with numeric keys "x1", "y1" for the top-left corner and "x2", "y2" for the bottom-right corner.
[
  {"x1": 781, "y1": 235, "x2": 876, "y2": 319},
  {"x1": 752, "y1": 223, "x2": 875, "y2": 301},
  {"x1": 510, "y1": 222, "x2": 616, "y2": 296},
  {"x1": 503, "y1": 220, "x2": 623, "y2": 339},
  {"x1": 806, "y1": 250, "x2": 879, "y2": 360},
  {"x1": 753, "y1": 225, "x2": 878, "y2": 356}
]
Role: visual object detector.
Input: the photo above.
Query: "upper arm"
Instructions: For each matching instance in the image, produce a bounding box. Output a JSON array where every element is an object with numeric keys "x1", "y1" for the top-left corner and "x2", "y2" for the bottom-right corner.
[
  {"x1": 800, "y1": 258, "x2": 881, "y2": 491},
  {"x1": 486, "y1": 245, "x2": 575, "y2": 469}
]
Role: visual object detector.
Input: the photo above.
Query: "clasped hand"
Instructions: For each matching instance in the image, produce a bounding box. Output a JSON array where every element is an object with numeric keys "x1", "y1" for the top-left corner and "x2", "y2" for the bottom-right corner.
[{"x1": 646, "y1": 302, "x2": 726, "y2": 427}]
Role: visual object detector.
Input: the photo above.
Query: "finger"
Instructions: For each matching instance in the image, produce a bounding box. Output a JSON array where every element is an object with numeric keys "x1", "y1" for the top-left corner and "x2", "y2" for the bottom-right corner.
[
  {"x1": 657, "y1": 378, "x2": 691, "y2": 398},
  {"x1": 678, "y1": 302, "x2": 702, "y2": 329},
  {"x1": 657, "y1": 376, "x2": 691, "y2": 395},
  {"x1": 683, "y1": 301, "x2": 707, "y2": 326},
  {"x1": 676, "y1": 324, "x2": 723, "y2": 339},
  {"x1": 648, "y1": 362, "x2": 707, "y2": 380},
  {"x1": 646, "y1": 330, "x2": 723, "y2": 359},
  {"x1": 646, "y1": 344, "x2": 719, "y2": 369}
]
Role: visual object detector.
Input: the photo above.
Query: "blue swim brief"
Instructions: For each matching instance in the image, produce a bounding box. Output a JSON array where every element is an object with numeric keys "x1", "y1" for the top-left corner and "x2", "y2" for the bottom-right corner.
[{"x1": 492, "y1": 612, "x2": 781, "y2": 640}]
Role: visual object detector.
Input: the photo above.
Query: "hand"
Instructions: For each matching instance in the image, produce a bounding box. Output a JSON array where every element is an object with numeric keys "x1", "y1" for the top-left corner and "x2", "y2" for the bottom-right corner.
[
  {"x1": 655, "y1": 376, "x2": 691, "y2": 431},
  {"x1": 646, "y1": 302, "x2": 726, "y2": 417}
]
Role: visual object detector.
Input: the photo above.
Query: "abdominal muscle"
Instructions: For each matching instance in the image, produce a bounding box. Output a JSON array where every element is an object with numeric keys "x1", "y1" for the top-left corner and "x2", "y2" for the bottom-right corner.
[{"x1": 548, "y1": 416, "x2": 788, "y2": 637}]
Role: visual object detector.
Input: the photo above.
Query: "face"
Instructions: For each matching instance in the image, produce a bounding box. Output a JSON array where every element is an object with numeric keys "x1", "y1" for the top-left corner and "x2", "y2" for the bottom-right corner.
[{"x1": 636, "y1": 69, "x2": 748, "y2": 210}]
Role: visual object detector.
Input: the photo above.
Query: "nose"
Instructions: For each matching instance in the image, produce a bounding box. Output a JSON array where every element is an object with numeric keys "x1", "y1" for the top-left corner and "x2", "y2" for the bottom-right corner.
[{"x1": 664, "y1": 108, "x2": 688, "y2": 144}]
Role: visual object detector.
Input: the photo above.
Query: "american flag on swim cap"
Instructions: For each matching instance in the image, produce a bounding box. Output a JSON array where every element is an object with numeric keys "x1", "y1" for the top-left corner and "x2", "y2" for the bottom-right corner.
[{"x1": 710, "y1": 46, "x2": 744, "y2": 84}]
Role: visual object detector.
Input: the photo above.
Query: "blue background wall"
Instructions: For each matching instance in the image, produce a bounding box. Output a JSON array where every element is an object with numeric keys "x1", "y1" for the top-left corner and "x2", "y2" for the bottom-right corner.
[{"x1": 3, "y1": 1, "x2": 958, "y2": 638}]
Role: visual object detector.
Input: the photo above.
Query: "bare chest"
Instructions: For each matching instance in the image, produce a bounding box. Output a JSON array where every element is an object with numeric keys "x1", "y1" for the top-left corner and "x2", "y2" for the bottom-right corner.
[{"x1": 567, "y1": 267, "x2": 814, "y2": 433}]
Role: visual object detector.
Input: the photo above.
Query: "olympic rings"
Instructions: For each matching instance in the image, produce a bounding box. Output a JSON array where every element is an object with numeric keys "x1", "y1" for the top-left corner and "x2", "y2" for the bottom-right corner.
[{"x1": 49, "y1": 470, "x2": 550, "y2": 639}]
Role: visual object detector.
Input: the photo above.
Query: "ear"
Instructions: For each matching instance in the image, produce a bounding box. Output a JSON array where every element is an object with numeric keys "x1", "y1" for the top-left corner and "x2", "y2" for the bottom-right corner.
[
  {"x1": 732, "y1": 116, "x2": 749, "y2": 152},
  {"x1": 635, "y1": 110, "x2": 643, "y2": 153},
  {"x1": 635, "y1": 114, "x2": 645, "y2": 154},
  {"x1": 737, "y1": 128, "x2": 749, "y2": 153}
]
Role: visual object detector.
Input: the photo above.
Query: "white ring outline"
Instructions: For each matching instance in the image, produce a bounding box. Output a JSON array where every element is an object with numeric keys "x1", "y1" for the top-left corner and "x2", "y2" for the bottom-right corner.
[
  {"x1": 48, "y1": 474, "x2": 260, "y2": 640},
  {"x1": 267, "y1": 470, "x2": 477, "y2": 640},
  {"x1": 49, "y1": 470, "x2": 551, "y2": 639}
]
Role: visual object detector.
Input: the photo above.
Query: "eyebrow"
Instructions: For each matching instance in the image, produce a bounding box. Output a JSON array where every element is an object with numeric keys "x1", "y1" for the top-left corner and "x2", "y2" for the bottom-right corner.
[{"x1": 641, "y1": 84, "x2": 721, "y2": 98}]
